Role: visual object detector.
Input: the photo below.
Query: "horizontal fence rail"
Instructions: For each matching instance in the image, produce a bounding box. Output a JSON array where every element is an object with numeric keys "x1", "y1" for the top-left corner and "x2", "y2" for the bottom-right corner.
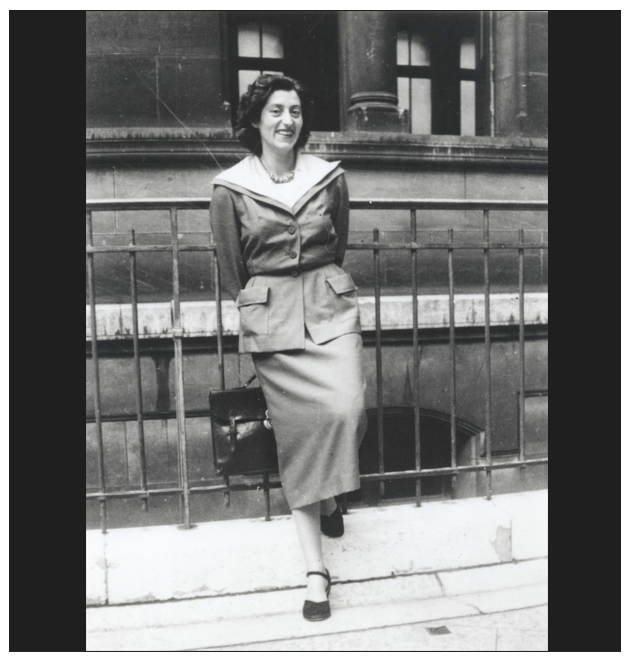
[{"x1": 86, "y1": 197, "x2": 548, "y2": 532}]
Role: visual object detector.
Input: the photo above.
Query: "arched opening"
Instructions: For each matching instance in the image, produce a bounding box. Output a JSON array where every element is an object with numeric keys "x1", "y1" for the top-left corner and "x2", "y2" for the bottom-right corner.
[{"x1": 352, "y1": 406, "x2": 484, "y2": 505}]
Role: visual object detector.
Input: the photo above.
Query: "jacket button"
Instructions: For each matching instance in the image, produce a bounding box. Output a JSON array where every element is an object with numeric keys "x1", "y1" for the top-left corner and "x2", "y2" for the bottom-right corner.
[
  {"x1": 291, "y1": 269, "x2": 299, "y2": 277},
  {"x1": 289, "y1": 250, "x2": 297, "y2": 259},
  {"x1": 287, "y1": 226, "x2": 296, "y2": 234}
]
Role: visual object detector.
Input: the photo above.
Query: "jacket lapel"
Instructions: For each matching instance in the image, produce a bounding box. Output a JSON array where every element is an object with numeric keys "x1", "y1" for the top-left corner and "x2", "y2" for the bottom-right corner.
[
  {"x1": 211, "y1": 180, "x2": 294, "y2": 214},
  {"x1": 212, "y1": 154, "x2": 343, "y2": 215},
  {"x1": 291, "y1": 168, "x2": 345, "y2": 215}
]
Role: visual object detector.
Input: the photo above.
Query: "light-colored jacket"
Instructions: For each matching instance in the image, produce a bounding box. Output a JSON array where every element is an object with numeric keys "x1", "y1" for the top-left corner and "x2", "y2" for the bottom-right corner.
[{"x1": 210, "y1": 154, "x2": 361, "y2": 353}]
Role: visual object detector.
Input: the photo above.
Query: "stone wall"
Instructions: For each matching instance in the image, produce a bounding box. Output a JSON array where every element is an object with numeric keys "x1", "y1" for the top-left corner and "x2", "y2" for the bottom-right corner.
[{"x1": 86, "y1": 11, "x2": 230, "y2": 129}]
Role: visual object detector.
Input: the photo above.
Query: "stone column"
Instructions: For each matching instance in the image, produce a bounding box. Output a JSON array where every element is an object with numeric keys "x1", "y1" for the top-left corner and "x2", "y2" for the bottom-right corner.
[
  {"x1": 494, "y1": 11, "x2": 547, "y2": 137},
  {"x1": 339, "y1": 11, "x2": 409, "y2": 132}
]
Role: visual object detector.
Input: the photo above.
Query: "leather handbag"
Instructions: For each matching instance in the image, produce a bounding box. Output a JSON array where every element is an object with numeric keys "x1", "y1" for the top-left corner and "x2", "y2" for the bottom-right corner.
[{"x1": 208, "y1": 374, "x2": 279, "y2": 477}]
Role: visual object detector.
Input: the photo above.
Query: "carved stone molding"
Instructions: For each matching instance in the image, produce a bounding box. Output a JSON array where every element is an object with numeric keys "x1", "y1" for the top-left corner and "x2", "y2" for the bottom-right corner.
[{"x1": 86, "y1": 128, "x2": 547, "y2": 170}]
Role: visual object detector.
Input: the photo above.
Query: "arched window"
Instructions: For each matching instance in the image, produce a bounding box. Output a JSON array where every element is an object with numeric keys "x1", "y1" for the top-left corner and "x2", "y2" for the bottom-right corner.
[{"x1": 353, "y1": 407, "x2": 484, "y2": 505}]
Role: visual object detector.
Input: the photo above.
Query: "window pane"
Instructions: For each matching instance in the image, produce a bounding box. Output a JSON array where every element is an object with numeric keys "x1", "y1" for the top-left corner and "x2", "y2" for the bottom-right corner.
[
  {"x1": 461, "y1": 80, "x2": 476, "y2": 136},
  {"x1": 397, "y1": 30, "x2": 409, "y2": 65},
  {"x1": 460, "y1": 35, "x2": 476, "y2": 69},
  {"x1": 261, "y1": 22, "x2": 283, "y2": 59},
  {"x1": 239, "y1": 70, "x2": 261, "y2": 97},
  {"x1": 411, "y1": 78, "x2": 431, "y2": 134},
  {"x1": 397, "y1": 77, "x2": 410, "y2": 113},
  {"x1": 410, "y1": 34, "x2": 430, "y2": 66},
  {"x1": 238, "y1": 21, "x2": 261, "y2": 57}
]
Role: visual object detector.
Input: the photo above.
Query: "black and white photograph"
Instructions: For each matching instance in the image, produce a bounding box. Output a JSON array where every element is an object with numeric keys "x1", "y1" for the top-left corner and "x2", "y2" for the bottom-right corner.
[{"x1": 86, "y1": 9, "x2": 548, "y2": 651}]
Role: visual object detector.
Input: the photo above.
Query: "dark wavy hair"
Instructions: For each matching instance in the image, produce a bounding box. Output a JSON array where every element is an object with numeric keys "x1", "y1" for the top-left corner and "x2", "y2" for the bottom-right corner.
[{"x1": 235, "y1": 74, "x2": 313, "y2": 157}]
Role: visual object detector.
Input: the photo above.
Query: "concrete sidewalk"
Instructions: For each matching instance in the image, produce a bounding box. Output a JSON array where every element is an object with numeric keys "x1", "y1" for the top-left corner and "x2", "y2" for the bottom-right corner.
[
  {"x1": 86, "y1": 560, "x2": 548, "y2": 651},
  {"x1": 206, "y1": 605, "x2": 548, "y2": 651},
  {"x1": 86, "y1": 490, "x2": 547, "y2": 651},
  {"x1": 205, "y1": 606, "x2": 549, "y2": 651}
]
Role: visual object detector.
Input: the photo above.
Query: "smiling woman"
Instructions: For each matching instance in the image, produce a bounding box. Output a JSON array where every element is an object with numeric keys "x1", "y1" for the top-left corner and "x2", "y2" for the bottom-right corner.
[
  {"x1": 254, "y1": 89, "x2": 303, "y2": 181},
  {"x1": 234, "y1": 74, "x2": 314, "y2": 157},
  {"x1": 209, "y1": 74, "x2": 367, "y2": 622}
]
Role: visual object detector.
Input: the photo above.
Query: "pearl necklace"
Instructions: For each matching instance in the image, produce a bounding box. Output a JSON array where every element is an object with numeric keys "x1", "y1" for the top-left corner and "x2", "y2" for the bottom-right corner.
[{"x1": 259, "y1": 157, "x2": 295, "y2": 184}]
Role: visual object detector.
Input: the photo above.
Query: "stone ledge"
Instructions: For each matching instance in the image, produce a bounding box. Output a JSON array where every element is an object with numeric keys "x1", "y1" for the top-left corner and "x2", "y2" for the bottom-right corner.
[
  {"x1": 86, "y1": 489, "x2": 547, "y2": 606},
  {"x1": 489, "y1": 490, "x2": 548, "y2": 559},
  {"x1": 86, "y1": 129, "x2": 548, "y2": 169},
  {"x1": 86, "y1": 532, "x2": 107, "y2": 606},
  {"x1": 85, "y1": 292, "x2": 548, "y2": 340}
]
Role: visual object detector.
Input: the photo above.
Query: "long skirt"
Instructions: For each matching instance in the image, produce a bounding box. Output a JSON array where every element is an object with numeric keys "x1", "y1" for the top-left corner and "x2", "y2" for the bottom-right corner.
[{"x1": 252, "y1": 330, "x2": 368, "y2": 510}]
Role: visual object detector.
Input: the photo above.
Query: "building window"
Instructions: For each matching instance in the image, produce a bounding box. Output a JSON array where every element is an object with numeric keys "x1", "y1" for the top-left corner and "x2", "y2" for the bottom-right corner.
[
  {"x1": 226, "y1": 11, "x2": 340, "y2": 132},
  {"x1": 397, "y1": 13, "x2": 478, "y2": 136},
  {"x1": 235, "y1": 20, "x2": 285, "y2": 99}
]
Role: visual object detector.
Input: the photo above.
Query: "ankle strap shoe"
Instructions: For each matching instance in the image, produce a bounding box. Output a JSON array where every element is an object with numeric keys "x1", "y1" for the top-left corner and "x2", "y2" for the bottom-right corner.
[{"x1": 303, "y1": 570, "x2": 332, "y2": 621}]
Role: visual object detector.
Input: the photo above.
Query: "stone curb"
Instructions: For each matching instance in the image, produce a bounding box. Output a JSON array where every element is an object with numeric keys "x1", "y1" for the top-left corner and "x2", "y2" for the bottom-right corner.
[{"x1": 87, "y1": 490, "x2": 547, "y2": 607}]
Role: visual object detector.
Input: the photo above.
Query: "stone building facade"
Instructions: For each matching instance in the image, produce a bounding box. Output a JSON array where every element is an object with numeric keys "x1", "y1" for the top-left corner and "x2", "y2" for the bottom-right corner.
[{"x1": 86, "y1": 11, "x2": 547, "y2": 529}]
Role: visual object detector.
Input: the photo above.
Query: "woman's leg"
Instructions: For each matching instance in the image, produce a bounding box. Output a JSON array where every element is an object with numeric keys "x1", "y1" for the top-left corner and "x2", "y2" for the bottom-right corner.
[{"x1": 292, "y1": 502, "x2": 329, "y2": 602}]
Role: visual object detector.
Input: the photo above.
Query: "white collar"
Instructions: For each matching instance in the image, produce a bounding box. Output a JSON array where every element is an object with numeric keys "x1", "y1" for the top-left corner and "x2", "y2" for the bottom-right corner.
[{"x1": 213, "y1": 153, "x2": 342, "y2": 210}]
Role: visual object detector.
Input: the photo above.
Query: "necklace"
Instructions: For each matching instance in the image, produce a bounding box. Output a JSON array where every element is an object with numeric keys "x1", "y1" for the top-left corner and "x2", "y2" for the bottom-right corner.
[{"x1": 259, "y1": 157, "x2": 295, "y2": 184}]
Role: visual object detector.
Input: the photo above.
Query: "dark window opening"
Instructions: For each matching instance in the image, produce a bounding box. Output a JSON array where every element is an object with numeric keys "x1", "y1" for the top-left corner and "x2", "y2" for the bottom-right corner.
[
  {"x1": 226, "y1": 11, "x2": 340, "y2": 132},
  {"x1": 351, "y1": 406, "x2": 483, "y2": 505},
  {"x1": 397, "y1": 11, "x2": 479, "y2": 136}
]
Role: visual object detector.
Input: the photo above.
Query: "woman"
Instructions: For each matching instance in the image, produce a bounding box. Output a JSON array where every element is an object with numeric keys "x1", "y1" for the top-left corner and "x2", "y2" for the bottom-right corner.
[{"x1": 210, "y1": 74, "x2": 367, "y2": 622}]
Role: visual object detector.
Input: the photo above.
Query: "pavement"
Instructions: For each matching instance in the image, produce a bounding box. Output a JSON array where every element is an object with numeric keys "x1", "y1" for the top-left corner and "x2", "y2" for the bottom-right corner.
[
  {"x1": 86, "y1": 490, "x2": 547, "y2": 651},
  {"x1": 207, "y1": 606, "x2": 549, "y2": 652},
  {"x1": 86, "y1": 557, "x2": 547, "y2": 651}
]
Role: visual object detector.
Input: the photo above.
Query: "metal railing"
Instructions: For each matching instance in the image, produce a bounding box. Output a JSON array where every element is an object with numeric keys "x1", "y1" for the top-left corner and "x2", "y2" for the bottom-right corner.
[{"x1": 86, "y1": 198, "x2": 548, "y2": 532}]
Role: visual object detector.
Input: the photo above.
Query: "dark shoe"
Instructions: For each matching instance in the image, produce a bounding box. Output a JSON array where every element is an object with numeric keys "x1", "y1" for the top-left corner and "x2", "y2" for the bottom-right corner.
[
  {"x1": 302, "y1": 599, "x2": 330, "y2": 621},
  {"x1": 321, "y1": 505, "x2": 344, "y2": 538},
  {"x1": 303, "y1": 570, "x2": 332, "y2": 621}
]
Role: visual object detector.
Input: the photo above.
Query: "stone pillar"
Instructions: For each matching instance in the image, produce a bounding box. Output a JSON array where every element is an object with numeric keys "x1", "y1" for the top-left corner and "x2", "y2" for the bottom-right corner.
[
  {"x1": 339, "y1": 11, "x2": 409, "y2": 132},
  {"x1": 494, "y1": 11, "x2": 547, "y2": 138}
]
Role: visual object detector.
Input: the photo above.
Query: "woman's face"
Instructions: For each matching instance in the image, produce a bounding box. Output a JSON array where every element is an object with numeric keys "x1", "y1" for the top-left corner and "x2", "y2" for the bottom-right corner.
[{"x1": 255, "y1": 89, "x2": 303, "y2": 158}]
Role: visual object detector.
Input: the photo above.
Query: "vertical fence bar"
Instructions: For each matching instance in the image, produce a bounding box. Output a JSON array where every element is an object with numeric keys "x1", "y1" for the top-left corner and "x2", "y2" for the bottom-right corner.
[
  {"x1": 170, "y1": 207, "x2": 193, "y2": 529},
  {"x1": 212, "y1": 235, "x2": 230, "y2": 508},
  {"x1": 263, "y1": 471, "x2": 271, "y2": 521},
  {"x1": 213, "y1": 249, "x2": 226, "y2": 391},
  {"x1": 410, "y1": 210, "x2": 421, "y2": 507},
  {"x1": 86, "y1": 211, "x2": 107, "y2": 533},
  {"x1": 129, "y1": 230, "x2": 148, "y2": 511},
  {"x1": 448, "y1": 229, "x2": 457, "y2": 497},
  {"x1": 483, "y1": 211, "x2": 493, "y2": 499},
  {"x1": 373, "y1": 228, "x2": 385, "y2": 497},
  {"x1": 518, "y1": 228, "x2": 526, "y2": 467}
]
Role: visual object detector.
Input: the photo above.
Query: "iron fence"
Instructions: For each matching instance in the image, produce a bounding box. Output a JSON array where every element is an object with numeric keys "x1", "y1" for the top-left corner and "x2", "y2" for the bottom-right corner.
[{"x1": 86, "y1": 198, "x2": 548, "y2": 532}]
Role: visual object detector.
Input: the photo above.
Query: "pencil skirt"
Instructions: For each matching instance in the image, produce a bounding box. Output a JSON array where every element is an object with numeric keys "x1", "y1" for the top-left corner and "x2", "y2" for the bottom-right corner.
[{"x1": 252, "y1": 331, "x2": 367, "y2": 510}]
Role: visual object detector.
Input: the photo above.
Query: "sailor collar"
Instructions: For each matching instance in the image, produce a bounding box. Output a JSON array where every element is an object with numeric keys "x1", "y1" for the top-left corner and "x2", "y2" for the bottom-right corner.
[{"x1": 212, "y1": 153, "x2": 344, "y2": 215}]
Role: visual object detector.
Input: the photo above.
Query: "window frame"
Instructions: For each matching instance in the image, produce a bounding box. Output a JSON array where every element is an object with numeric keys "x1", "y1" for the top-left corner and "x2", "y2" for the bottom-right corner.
[
  {"x1": 225, "y1": 11, "x2": 340, "y2": 133},
  {"x1": 226, "y1": 13, "x2": 286, "y2": 126},
  {"x1": 397, "y1": 12, "x2": 480, "y2": 136}
]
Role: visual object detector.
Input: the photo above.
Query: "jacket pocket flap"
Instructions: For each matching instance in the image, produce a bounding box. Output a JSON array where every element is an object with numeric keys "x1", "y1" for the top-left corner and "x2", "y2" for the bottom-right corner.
[
  {"x1": 236, "y1": 286, "x2": 269, "y2": 307},
  {"x1": 327, "y1": 273, "x2": 357, "y2": 295}
]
